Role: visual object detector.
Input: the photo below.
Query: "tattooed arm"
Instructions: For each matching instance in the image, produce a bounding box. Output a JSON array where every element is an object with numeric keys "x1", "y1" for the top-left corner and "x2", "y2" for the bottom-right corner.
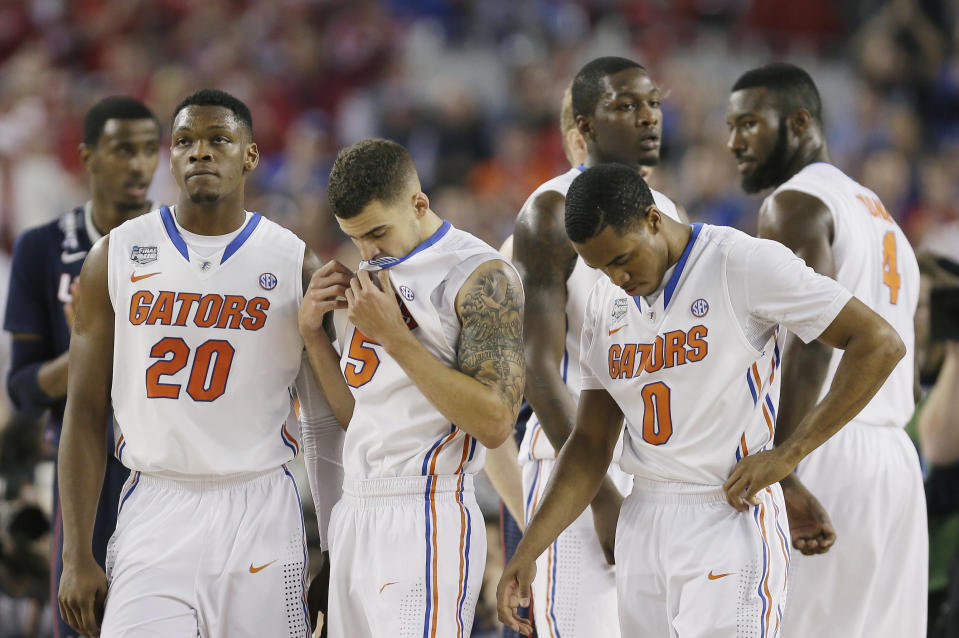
[{"x1": 346, "y1": 259, "x2": 524, "y2": 448}]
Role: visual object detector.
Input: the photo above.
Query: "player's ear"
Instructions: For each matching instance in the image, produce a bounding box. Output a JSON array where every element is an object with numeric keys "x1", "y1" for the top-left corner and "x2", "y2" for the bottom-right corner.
[
  {"x1": 243, "y1": 142, "x2": 259, "y2": 173},
  {"x1": 78, "y1": 143, "x2": 94, "y2": 169},
  {"x1": 789, "y1": 109, "x2": 812, "y2": 135},
  {"x1": 644, "y1": 206, "x2": 663, "y2": 232},
  {"x1": 412, "y1": 191, "x2": 430, "y2": 217},
  {"x1": 575, "y1": 114, "x2": 594, "y2": 140}
]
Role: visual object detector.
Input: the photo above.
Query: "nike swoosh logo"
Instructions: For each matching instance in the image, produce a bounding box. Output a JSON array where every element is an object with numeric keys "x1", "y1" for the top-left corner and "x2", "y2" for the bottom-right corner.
[
  {"x1": 61, "y1": 251, "x2": 87, "y2": 263},
  {"x1": 379, "y1": 581, "x2": 399, "y2": 593},
  {"x1": 708, "y1": 571, "x2": 734, "y2": 580},
  {"x1": 249, "y1": 560, "x2": 277, "y2": 574},
  {"x1": 608, "y1": 325, "x2": 627, "y2": 336},
  {"x1": 131, "y1": 272, "x2": 161, "y2": 282}
]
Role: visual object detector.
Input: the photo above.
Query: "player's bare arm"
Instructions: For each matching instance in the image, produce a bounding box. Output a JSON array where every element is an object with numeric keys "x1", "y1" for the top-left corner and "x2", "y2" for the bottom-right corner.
[
  {"x1": 514, "y1": 190, "x2": 625, "y2": 559},
  {"x1": 497, "y1": 387, "x2": 624, "y2": 636},
  {"x1": 57, "y1": 236, "x2": 114, "y2": 637},
  {"x1": 299, "y1": 253, "x2": 355, "y2": 428},
  {"x1": 724, "y1": 296, "x2": 905, "y2": 511},
  {"x1": 758, "y1": 190, "x2": 838, "y2": 553},
  {"x1": 345, "y1": 259, "x2": 524, "y2": 447}
]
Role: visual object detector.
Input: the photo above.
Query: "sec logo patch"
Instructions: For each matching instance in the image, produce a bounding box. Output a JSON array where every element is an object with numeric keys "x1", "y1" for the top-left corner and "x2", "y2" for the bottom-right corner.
[
  {"x1": 399, "y1": 285, "x2": 415, "y2": 301},
  {"x1": 259, "y1": 273, "x2": 278, "y2": 290},
  {"x1": 691, "y1": 298, "x2": 709, "y2": 318}
]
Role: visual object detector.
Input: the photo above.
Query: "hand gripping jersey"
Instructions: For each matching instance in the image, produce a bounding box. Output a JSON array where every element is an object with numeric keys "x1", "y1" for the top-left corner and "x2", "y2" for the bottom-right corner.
[
  {"x1": 771, "y1": 162, "x2": 918, "y2": 429},
  {"x1": 108, "y1": 206, "x2": 305, "y2": 477},
  {"x1": 517, "y1": 167, "x2": 682, "y2": 461},
  {"x1": 580, "y1": 224, "x2": 851, "y2": 484},
  {"x1": 340, "y1": 220, "x2": 506, "y2": 479}
]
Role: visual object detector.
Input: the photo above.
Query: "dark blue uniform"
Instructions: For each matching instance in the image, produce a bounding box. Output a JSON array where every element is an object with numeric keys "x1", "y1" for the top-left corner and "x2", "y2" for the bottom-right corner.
[{"x1": 4, "y1": 205, "x2": 130, "y2": 638}]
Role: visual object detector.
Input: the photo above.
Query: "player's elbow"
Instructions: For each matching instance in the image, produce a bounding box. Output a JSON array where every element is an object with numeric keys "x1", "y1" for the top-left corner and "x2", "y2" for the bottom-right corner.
[
  {"x1": 476, "y1": 409, "x2": 516, "y2": 449},
  {"x1": 872, "y1": 321, "x2": 906, "y2": 371}
]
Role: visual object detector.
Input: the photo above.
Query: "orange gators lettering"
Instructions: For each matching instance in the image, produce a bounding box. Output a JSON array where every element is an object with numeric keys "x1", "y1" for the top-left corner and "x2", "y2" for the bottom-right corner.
[
  {"x1": 130, "y1": 291, "x2": 154, "y2": 325},
  {"x1": 619, "y1": 344, "x2": 637, "y2": 379},
  {"x1": 194, "y1": 294, "x2": 224, "y2": 328},
  {"x1": 242, "y1": 297, "x2": 269, "y2": 330},
  {"x1": 146, "y1": 291, "x2": 176, "y2": 325},
  {"x1": 608, "y1": 344, "x2": 622, "y2": 379},
  {"x1": 129, "y1": 292, "x2": 270, "y2": 330},
  {"x1": 686, "y1": 325, "x2": 708, "y2": 362},
  {"x1": 173, "y1": 293, "x2": 202, "y2": 326},
  {"x1": 664, "y1": 330, "x2": 686, "y2": 367},
  {"x1": 643, "y1": 336, "x2": 665, "y2": 373},
  {"x1": 216, "y1": 295, "x2": 247, "y2": 329},
  {"x1": 608, "y1": 326, "x2": 709, "y2": 379}
]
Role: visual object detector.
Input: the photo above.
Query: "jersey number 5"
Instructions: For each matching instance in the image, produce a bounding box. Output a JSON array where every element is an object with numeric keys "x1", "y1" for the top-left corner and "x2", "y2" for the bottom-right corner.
[
  {"x1": 641, "y1": 381, "x2": 672, "y2": 445},
  {"x1": 882, "y1": 231, "x2": 900, "y2": 305},
  {"x1": 344, "y1": 330, "x2": 380, "y2": 387},
  {"x1": 146, "y1": 337, "x2": 235, "y2": 401}
]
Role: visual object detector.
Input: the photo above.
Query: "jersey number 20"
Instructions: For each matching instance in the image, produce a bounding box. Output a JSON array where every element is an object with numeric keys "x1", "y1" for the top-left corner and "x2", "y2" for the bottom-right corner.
[{"x1": 146, "y1": 337, "x2": 235, "y2": 401}]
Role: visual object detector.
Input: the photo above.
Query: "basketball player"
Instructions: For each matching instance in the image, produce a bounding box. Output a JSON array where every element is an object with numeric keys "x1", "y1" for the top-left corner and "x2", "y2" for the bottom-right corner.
[
  {"x1": 727, "y1": 63, "x2": 927, "y2": 637},
  {"x1": 56, "y1": 89, "x2": 341, "y2": 637},
  {"x1": 298, "y1": 138, "x2": 525, "y2": 638},
  {"x1": 498, "y1": 163, "x2": 907, "y2": 637},
  {"x1": 510, "y1": 57, "x2": 687, "y2": 638},
  {"x1": 4, "y1": 96, "x2": 159, "y2": 638}
]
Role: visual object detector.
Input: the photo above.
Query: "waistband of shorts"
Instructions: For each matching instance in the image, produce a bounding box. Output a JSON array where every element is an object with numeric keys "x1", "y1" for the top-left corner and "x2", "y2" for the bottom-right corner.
[
  {"x1": 342, "y1": 474, "x2": 473, "y2": 506},
  {"x1": 628, "y1": 476, "x2": 728, "y2": 504},
  {"x1": 133, "y1": 465, "x2": 288, "y2": 492}
]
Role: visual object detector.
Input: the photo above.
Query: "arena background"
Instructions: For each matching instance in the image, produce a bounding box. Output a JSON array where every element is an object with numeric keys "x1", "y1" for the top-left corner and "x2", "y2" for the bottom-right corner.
[{"x1": 0, "y1": 0, "x2": 957, "y2": 635}]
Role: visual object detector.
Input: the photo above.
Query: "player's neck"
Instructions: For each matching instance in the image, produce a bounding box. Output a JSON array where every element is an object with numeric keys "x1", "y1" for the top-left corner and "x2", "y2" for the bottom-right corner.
[
  {"x1": 781, "y1": 141, "x2": 830, "y2": 184},
  {"x1": 416, "y1": 210, "x2": 444, "y2": 242},
  {"x1": 663, "y1": 217, "x2": 694, "y2": 270},
  {"x1": 89, "y1": 196, "x2": 152, "y2": 235},
  {"x1": 175, "y1": 190, "x2": 248, "y2": 236}
]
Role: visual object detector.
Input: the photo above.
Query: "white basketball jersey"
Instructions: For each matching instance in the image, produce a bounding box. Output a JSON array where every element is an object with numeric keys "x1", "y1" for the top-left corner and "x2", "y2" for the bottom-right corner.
[
  {"x1": 108, "y1": 206, "x2": 305, "y2": 477},
  {"x1": 340, "y1": 221, "x2": 507, "y2": 479},
  {"x1": 771, "y1": 163, "x2": 918, "y2": 429},
  {"x1": 580, "y1": 224, "x2": 851, "y2": 484},
  {"x1": 517, "y1": 167, "x2": 682, "y2": 460}
]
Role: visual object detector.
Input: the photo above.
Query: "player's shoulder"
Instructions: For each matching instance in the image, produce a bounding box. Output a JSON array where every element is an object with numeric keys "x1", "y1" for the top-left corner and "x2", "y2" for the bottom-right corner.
[
  {"x1": 518, "y1": 168, "x2": 580, "y2": 216},
  {"x1": 11, "y1": 207, "x2": 84, "y2": 261}
]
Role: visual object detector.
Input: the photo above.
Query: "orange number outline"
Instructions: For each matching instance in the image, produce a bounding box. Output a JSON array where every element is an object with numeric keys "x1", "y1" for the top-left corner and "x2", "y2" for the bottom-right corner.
[
  {"x1": 640, "y1": 381, "x2": 672, "y2": 445},
  {"x1": 344, "y1": 329, "x2": 380, "y2": 388},
  {"x1": 146, "y1": 337, "x2": 235, "y2": 402},
  {"x1": 882, "y1": 231, "x2": 900, "y2": 305}
]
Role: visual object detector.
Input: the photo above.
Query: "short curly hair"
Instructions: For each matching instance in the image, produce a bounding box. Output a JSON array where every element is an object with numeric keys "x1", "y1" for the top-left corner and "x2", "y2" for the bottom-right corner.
[
  {"x1": 328, "y1": 138, "x2": 417, "y2": 219},
  {"x1": 172, "y1": 89, "x2": 253, "y2": 139},
  {"x1": 565, "y1": 163, "x2": 654, "y2": 243}
]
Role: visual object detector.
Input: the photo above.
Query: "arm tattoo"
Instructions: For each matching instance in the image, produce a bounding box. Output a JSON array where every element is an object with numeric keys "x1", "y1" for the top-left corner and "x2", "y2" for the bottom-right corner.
[{"x1": 457, "y1": 265, "x2": 525, "y2": 411}]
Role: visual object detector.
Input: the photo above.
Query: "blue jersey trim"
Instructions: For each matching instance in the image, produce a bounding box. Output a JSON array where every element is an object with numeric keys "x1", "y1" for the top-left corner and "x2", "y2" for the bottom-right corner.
[
  {"x1": 663, "y1": 223, "x2": 702, "y2": 308},
  {"x1": 160, "y1": 206, "x2": 190, "y2": 262},
  {"x1": 363, "y1": 220, "x2": 451, "y2": 270},
  {"x1": 220, "y1": 213, "x2": 262, "y2": 264}
]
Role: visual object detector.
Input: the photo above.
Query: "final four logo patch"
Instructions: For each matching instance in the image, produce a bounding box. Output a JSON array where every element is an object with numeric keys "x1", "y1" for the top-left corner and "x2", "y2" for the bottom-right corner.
[
  {"x1": 259, "y1": 273, "x2": 278, "y2": 290},
  {"x1": 130, "y1": 245, "x2": 157, "y2": 265},
  {"x1": 612, "y1": 298, "x2": 628, "y2": 322},
  {"x1": 691, "y1": 298, "x2": 709, "y2": 318}
]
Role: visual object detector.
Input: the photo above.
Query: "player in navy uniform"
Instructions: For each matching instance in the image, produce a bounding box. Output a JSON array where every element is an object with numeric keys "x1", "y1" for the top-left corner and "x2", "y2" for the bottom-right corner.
[{"x1": 4, "y1": 96, "x2": 160, "y2": 637}]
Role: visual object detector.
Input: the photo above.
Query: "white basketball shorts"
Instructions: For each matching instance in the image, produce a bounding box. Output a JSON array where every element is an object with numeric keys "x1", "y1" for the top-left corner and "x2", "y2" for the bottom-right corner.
[
  {"x1": 616, "y1": 478, "x2": 790, "y2": 638},
  {"x1": 102, "y1": 466, "x2": 310, "y2": 637},
  {"x1": 326, "y1": 474, "x2": 486, "y2": 638}
]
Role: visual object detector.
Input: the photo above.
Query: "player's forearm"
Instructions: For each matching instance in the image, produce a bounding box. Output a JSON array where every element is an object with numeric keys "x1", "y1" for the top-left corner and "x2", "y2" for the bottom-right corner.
[
  {"x1": 484, "y1": 437, "x2": 526, "y2": 528},
  {"x1": 773, "y1": 334, "x2": 833, "y2": 447},
  {"x1": 58, "y1": 408, "x2": 107, "y2": 560},
  {"x1": 512, "y1": 427, "x2": 613, "y2": 563},
  {"x1": 779, "y1": 325, "x2": 905, "y2": 465},
  {"x1": 37, "y1": 350, "x2": 71, "y2": 399},
  {"x1": 918, "y1": 345, "x2": 959, "y2": 466},
  {"x1": 524, "y1": 366, "x2": 578, "y2": 451},
  {"x1": 302, "y1": 334, "x2": 354, "y2": 428},
  {"x1": 385, "y1": 330, "x2": 518, "y2": 448}
]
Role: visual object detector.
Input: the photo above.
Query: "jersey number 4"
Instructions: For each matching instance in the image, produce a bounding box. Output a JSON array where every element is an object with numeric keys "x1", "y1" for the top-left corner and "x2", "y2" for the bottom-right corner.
[
  {"x1": 882, "y1": 231, "x2": 900, "y2": 305},
  {"x1": 146, "y1": 337, "x2": 235, "y2": 401}
]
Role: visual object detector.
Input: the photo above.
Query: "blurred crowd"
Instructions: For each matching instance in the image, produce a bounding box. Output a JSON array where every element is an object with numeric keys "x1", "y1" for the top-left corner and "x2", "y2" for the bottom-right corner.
[{"x1": 0, "y1": 0, "x2": 958, "y2": 636}]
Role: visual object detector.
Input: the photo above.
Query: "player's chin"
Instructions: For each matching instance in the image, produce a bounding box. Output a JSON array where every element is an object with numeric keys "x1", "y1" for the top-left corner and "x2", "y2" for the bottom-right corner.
[{"x1": 188, "y1": 189, "x2": 221, "y2": 204}]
